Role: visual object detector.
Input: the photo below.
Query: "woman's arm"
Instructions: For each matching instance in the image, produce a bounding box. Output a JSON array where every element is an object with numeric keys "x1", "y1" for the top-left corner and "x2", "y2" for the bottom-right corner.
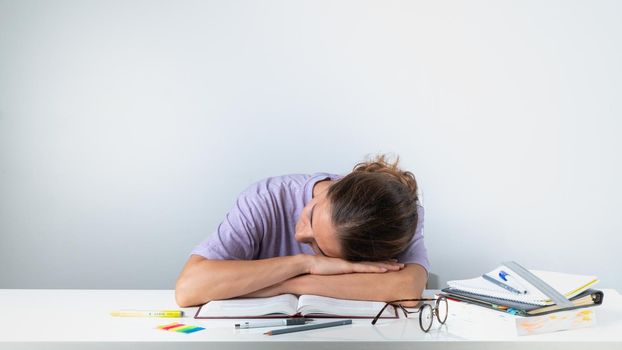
[
  {"x1": 175, "y1": 254, "x2": 404, "y2": 307},
  {"x1": 244, "y1": 264, "x2": 427, "y2": 304},
  {"x1": 175, "y1": 255, "x2": 306, "y2": 307}
]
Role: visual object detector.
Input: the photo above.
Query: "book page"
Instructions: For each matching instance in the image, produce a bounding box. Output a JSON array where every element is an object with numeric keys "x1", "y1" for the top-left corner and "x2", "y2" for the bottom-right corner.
[
  {"x1": 529, "y1": 270, "x2": 599, "y2": 299},
  {"x1": 196, "y1": 294, "x2": 299, "y2": 317},
  {"x1": 297, "y1": 294, "x2": 394, "y2": 318}
]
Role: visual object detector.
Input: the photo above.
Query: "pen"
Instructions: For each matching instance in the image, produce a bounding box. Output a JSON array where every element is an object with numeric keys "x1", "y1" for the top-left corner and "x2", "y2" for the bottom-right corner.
[
  {"x1": 482, "y1": 274, "x2": 522, "y2": 294},
  {"x1": 110, "y1": 310, "x2": 183, "y2": 317},
  {"x1": 235, "y1": 318, "x2": 311, "y2": 329},
  {"x1": 498, "y1": 270, "x2": 528, "y2": 294},
  {"x1": 264, "y1": 319, "x2": 352, "y2": 336}
]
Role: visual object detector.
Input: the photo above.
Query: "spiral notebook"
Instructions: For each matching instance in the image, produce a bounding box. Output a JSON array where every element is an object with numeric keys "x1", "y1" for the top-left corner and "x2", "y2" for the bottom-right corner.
[{"x1": 447, "y1": 264, "x2": 599, "y2": 306}]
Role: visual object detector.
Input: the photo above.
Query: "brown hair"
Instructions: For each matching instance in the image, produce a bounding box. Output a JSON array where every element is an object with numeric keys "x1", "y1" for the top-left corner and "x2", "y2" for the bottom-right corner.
[{"x1": 327, "y1": 155, "x2": 419, "y2": 261}]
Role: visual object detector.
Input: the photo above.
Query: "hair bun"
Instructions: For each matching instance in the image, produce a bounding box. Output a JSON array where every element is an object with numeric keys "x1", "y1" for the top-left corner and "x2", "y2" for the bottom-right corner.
[{"x1": 353, "y1": 154, "x2": 418, "y2": 198}]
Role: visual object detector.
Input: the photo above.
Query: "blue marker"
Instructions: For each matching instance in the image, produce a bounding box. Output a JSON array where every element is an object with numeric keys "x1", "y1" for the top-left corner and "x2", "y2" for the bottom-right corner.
[
  {"x1": 499, "y1": 271, "x2": 510, "y2": 281},
  {"x1": 482, "y1": 274, "x2": 522, "y2": 294},
  {"x1": 499, "y1": 270, "x2": 528, "y2": 294}
]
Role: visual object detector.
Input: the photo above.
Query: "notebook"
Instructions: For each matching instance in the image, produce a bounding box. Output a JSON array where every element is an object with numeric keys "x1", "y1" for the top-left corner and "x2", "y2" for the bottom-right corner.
[
  {"x1": 447, "y1": 265, "x2": 599, "y2": 306},
  {"x1": 442, "y1": 288, "x2": 604, "y2": 316},
  {"x1": 194, "y1": 294, "x2": 398, "y2": 319}
]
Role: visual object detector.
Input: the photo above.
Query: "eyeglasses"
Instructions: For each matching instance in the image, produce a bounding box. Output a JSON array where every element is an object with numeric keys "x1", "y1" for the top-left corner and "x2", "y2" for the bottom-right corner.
[{"x1": 371, "y1": 296, "x2": 448, "y2": 332}]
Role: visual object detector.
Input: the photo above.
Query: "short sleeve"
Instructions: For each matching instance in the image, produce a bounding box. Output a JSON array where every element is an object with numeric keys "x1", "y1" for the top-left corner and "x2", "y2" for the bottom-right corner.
[
  {"x1": 190, "y1": 192, "x2": 267, "y2": 260},
  {"x1": 395, "y1": 205, "x2": 430, "y2": 273}
]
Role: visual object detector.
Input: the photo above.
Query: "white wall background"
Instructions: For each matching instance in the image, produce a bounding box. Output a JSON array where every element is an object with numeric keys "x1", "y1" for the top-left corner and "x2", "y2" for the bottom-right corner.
[{"x1": 1, "y1": 0, "x2": 621, "y2": 290}]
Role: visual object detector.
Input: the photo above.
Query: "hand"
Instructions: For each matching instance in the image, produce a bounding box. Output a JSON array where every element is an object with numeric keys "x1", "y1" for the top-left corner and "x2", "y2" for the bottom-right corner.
[{"x1": 306, "y1": 255, "x2": 404, "y2": 275}]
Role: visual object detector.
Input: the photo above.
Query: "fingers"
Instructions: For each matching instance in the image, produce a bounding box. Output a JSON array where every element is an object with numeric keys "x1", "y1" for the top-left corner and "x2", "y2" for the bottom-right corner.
[
  {"x1": 367, "y1": 261, "x2": 405, "y2": 271},
  {"x1": 350, "y1": 261, "x2": 405, "y2": 273},
  {"x1": 350, "y1": 263, "x2": 388, "y2": 273},
  {"x1": 308, "y1": 254, "x2": 406, "y2": 275}
]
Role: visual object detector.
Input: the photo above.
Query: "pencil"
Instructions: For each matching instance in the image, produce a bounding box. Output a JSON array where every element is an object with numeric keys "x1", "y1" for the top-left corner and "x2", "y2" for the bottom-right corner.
[{"x1": 264, "y1": 319, "x2": 352, "y2": 336}]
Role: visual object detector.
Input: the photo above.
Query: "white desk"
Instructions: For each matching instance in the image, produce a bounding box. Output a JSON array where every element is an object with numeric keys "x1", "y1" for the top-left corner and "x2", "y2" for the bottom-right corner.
[{"x1": 1, "y1": 289, "x2": 621, "y2": 349}]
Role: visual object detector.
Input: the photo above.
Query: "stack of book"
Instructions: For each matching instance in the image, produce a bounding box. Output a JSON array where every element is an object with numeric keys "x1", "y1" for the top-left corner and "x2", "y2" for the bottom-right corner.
[{"x1": 441, "y1": 261, "x2": 604, "y2": 335}]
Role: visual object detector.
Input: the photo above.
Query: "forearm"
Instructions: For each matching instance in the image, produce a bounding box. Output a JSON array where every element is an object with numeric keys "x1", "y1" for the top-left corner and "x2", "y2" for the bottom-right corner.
[
  {"x1": 177, "y1": 253, "x2": 405, "y2": 306},
  {"x1": 253, "y1": 264, "x2": 427, "y2": 302},
  {"x1": 175, "y1": 254, "x2": 309, "y2": 307}
]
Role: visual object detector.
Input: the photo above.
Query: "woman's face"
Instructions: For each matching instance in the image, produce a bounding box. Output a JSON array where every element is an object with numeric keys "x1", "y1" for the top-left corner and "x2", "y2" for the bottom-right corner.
[{"x1": 294, "y1": 188, "x2": 342, "y2": 258}]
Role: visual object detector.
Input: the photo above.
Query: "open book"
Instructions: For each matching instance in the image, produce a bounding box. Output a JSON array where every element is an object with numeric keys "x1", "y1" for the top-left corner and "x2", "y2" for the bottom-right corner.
[{"x1": 194, "y1": 294, "x2": 398, "y2": 319}]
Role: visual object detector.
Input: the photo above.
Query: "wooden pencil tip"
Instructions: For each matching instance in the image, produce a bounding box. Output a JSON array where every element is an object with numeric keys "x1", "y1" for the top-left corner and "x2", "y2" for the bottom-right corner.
[{"x1": 264, "y1": 331, "x2": 272, "y2": 336}]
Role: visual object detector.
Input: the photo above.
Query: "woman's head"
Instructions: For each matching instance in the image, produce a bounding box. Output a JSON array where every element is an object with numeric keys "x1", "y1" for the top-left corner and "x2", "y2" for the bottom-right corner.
[
  {"x1": 328, "y1": 155, "x2": 419, "y2": 261},
  {"x1": 295, "y1": 155, "x2": 420, "y2": 261}
]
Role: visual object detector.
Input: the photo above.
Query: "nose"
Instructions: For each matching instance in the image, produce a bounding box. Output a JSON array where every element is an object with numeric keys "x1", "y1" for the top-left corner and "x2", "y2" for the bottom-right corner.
[{"x1": 298, "y1": 224, "x2": 313, "y2": 242}]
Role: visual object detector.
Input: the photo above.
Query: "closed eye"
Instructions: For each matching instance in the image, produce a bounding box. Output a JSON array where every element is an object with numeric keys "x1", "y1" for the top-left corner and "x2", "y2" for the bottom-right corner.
[{"x1": 316, "y1": 243, "x2": 329, "y2": 257}]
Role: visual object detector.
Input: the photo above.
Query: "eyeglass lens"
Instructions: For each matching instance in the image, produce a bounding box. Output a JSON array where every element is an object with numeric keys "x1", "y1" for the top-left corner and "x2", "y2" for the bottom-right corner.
[
  {"x1": 419, "y1": 303, "x2": 433, "y2": 332},
  {"x1": 436, "y1": 297, "x2": 448, "y2": 324}
]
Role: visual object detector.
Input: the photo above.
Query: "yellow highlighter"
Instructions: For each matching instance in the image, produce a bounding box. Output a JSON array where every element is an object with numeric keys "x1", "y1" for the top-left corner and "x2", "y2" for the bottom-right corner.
[{"x1": 110, "y1": 310, "x2": 184, "y2": 318}]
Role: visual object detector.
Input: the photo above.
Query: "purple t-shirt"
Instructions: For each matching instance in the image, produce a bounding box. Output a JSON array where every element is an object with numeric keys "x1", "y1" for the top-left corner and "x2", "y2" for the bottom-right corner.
[{"x1": 191, "y1": 173, "x2": 430, "y2": 272}]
